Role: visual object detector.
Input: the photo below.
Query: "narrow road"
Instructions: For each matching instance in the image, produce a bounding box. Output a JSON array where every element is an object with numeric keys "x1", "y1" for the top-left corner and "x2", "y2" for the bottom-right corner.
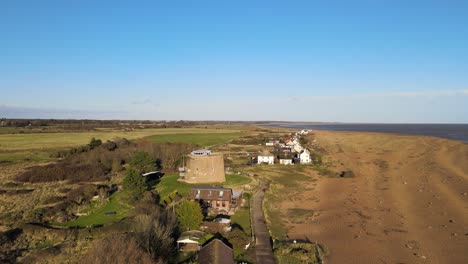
[{"x1": 252, "y1": 186, "x2": 275, "y2": 264}]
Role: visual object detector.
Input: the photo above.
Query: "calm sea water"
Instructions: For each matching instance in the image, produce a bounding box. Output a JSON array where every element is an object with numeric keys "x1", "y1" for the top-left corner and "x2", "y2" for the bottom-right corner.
[{"x1": 265, "y1": 124, "x2": 468, "y2": 143}]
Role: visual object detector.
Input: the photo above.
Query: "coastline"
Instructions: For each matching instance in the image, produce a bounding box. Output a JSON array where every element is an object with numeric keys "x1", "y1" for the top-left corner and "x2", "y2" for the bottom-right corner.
[
  {"x1": 280, "y1": 130, "x2": 468, "y2": 263},
  {"x1": 259, "y1": 123, "x2": 468, "y2": 143}
]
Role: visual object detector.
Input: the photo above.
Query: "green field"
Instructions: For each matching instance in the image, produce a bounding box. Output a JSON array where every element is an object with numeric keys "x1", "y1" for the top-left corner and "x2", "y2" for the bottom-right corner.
[
  {"x1": 63, "y1": 191, "x2": 132, "y2": 227},
  {"x1": 0, "y1": 128, "x2": 243, "y2": 166},
  {"x1": 0, "y1": 128, "x2": 242, "y2": 151},
  {"x1": 145, "y1": 132, "x2": 243, "y2": 147}
]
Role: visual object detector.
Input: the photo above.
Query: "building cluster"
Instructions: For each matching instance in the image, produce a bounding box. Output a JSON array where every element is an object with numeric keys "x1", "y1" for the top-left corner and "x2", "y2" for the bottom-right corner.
[
  {"x1": 257, "y1": 129, "x2": 312, "y2": 165},
  {"x1": 176, "y1": 186, "x2": 243, "y2": 263}
]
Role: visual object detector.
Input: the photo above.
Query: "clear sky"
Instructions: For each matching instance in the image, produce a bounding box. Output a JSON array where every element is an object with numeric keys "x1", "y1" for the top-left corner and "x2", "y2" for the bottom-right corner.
[{"x1": 1, "y1": 0, "x2": 467, "y2": 122}]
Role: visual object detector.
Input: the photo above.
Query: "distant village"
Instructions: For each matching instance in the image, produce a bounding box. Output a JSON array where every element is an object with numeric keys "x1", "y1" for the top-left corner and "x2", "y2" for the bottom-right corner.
[{"x1": 256, "y1": 129, "x2": 312, "y2": 165}]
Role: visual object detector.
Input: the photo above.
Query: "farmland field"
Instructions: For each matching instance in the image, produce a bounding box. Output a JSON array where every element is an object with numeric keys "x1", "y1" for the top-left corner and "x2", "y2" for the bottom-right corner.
[
  {"x1": 0, "y1": 128, "x2": 243, "y2": 151},
  {"x1": 0, "y1": 128, "x2": 244, "y2": 166},
  {"x1": 144, "y1": 132, "x2": 243, "y2": 146}
]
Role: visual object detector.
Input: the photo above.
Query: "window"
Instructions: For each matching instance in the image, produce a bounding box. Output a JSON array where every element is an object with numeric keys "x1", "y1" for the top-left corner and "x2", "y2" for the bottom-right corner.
[
  {"x1": 209, "y1": 191, "x2": 212, "y2": 196},
  {"x1": 219, "y1": 191, "x2": 224, "y2": 198},
  {"x1": 222, "y1": 201, "x2": 226, "y2": 207}
]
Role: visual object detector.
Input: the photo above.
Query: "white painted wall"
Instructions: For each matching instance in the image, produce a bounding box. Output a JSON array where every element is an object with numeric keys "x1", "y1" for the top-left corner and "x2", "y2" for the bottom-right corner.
[
  {"x1": 300, "y1": 151, "x2": 311, "y2": 164},
  {"x1": 258, "y1": 155, "x2": 274, "y2": 164}
]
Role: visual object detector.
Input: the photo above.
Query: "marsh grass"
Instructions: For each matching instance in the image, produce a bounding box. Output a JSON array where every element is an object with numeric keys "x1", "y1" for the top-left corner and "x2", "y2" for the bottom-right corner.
[{"x1": 288, "y1": 208, "x2": 315, "y2": 224}]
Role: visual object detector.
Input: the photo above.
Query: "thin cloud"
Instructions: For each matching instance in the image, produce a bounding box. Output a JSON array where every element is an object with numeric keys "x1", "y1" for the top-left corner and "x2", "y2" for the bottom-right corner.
[
  {"x1": 131, "y1": 99, "x2": 152, "y2": 105},
  {"x1": 290, "y1": 89, "x2": 468, "y2": 102}
]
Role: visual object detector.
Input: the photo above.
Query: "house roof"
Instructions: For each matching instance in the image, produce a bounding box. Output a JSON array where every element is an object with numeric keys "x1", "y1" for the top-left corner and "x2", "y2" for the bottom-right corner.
[
  {"x1": 232, "y1": 189, "x2": 243, "y2": 199},
  {"x1": 190, "y1": 187, "x2": 233, "y2": 201},
  {"x1": 177, "y1": 238, "x2": 199, "y2": 244},
  {"x1": 191, "y1": 149, "x2": 212, "y2": 156},
  {"x1": 177, "y1": 230, "x2": 205, "y2": 244},
  {"x1": 199, "y1": 239, "x2": 234, "y2": 264},
  {"x1": 213, "y1": 218, "x2": 231, "y2": 224},
  {"x1": 258, "y1": 150, "x2": 273, "y2": 156}
]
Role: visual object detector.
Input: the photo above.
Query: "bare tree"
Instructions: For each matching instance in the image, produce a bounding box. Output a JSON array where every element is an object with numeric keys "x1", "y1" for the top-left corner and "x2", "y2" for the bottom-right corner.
[{"x1": 132, "y1": 208, "x2": 178, "y2": 262}]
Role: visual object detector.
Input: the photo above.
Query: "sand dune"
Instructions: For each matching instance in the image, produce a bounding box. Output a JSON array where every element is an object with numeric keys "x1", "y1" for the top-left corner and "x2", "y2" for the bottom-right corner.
[{"x1": 288, "y1": 131, "x2": 468, "y2": 264}]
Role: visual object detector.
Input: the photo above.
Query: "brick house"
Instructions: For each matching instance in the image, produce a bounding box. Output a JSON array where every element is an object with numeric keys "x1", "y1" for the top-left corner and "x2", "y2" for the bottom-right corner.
[{"x1": 189, "y1": 187, "x2": 242, "y2": 214}]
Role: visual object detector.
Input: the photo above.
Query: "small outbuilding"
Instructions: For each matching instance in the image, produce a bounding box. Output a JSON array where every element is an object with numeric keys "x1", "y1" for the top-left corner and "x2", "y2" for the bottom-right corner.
[{"x1": 177, "y1": 230, "x2": 205, "y2": 252}]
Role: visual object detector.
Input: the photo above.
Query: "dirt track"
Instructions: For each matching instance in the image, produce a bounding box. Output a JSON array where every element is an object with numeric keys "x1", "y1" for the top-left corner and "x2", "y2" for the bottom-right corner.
[{"x1": 287, "y1": 131, "x2": 468, "y2": 264}]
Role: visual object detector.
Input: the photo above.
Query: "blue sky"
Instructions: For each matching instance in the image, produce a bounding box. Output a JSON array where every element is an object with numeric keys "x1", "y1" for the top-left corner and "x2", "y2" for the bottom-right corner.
[{"x1": 1, "y1": 0, "x2": 467, "y2": 122}]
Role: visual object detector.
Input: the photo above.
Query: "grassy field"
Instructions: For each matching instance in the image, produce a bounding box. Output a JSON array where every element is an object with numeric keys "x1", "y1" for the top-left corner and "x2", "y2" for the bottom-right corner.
[
  {"x1": 144, "y1": 132, "x2": 243, "y2": 147},
  {"x1": 0, "y1": 128, "x2": 245, "y2": 166},
  {"x1": 63, "y1": 191, "x2": 132, "y2": 227},
  {"x1": 0, "y1": 128, "x2": 243, "y2": 151},
  {"x1": 155, "y1": 173, "x2": 193, "y2": 203},
  {"x1": 224, "y1": 174, "x2": 251, "y2": 186}
]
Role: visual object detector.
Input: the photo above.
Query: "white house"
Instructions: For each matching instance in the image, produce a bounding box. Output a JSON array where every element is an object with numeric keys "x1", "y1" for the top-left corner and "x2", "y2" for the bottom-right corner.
[
  {"x1": 286, "y1": 140, "x2": 296, "y2": 147},
  {"x1": 258, "y1": 154, "x2": 274, "y2": 165},
  {"x1": 265, "y1": 141, "x2": 275, "y2": 146},
  {"x1": 300, "y1": 149, "x2": 312, "y2": 164},
  {"x1": 279, "y1": 158, "x2": 293, "y2": 165}
]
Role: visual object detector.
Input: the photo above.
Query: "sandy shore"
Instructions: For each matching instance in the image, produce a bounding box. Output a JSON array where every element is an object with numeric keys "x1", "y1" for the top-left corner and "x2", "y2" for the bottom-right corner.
[{"x1": 288, "y1": 131, "x2": 468, "y2": 264}]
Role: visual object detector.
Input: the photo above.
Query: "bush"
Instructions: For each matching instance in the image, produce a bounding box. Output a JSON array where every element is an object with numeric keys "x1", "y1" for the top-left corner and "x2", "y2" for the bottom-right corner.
[{"x1": 88, "y1": 138, "x2": 102, "y2": 150}]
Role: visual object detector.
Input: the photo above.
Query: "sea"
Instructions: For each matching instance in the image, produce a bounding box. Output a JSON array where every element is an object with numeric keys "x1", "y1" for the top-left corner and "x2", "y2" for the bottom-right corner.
[{"x1": 264, "y1": 123, "x2": 468, "y2": 143}]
